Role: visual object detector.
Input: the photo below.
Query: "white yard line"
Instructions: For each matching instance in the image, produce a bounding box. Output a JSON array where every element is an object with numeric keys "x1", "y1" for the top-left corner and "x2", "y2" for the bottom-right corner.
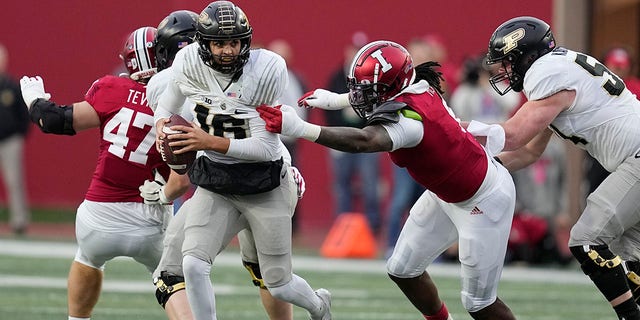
[{"x1": 0, "y1": 239, "x2": 590, "y2": 285}]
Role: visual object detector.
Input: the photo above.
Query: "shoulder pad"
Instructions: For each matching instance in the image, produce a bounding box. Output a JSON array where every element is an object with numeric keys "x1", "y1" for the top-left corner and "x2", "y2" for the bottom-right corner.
[{"x1": 366, "y1": 101, "x2": 408, "y2": 125}]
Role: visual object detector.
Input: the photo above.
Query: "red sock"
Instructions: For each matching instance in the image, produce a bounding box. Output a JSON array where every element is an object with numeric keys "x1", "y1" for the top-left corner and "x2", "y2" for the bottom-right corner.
[{"x1": 424, "y1": 302, "x2": 449, "y2": 320}]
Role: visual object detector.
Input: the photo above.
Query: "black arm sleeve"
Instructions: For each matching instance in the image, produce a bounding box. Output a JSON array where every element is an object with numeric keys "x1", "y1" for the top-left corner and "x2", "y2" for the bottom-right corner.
[{"x1": 29, "y1": 98, "x2": 76, "y2": 135}]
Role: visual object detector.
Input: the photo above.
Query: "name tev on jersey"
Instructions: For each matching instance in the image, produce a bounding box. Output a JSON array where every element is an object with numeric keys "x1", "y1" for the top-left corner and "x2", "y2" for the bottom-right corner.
[{"x1": 125, "y1": 87, "x2": 150, "y2": 107}]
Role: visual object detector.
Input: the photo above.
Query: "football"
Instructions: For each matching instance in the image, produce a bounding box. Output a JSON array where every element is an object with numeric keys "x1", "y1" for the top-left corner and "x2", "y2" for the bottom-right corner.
[{"x1": 159, "y1": 114, "x2": 197, "y2": 175}]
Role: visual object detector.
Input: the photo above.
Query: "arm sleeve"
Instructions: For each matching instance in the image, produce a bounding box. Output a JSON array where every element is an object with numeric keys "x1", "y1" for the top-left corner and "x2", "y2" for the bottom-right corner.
[
  {"x1": 225, "y1": 116, "x2": 283, "y2": 161},
  {"x1": 154, "y1": 76, "x2": 186, "y2": 124},
  {"x1": 381, "y1": 115, "x2": 424, "y2": 151},
  {"x1": 225, "y1": 50, "x2": 289, "y2": 161}
]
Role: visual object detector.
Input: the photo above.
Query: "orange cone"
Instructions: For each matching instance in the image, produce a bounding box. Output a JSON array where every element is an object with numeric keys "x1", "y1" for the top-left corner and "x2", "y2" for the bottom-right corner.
[{"x1": 320, "y1": 212, "x2": 378, "y2": 259}]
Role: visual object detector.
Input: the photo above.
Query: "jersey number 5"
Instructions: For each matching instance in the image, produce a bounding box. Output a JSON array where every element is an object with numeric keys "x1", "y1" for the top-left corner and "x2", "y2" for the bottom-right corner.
[{"x1": 574, "y1": 53, "x2": 625, "y2": 96}]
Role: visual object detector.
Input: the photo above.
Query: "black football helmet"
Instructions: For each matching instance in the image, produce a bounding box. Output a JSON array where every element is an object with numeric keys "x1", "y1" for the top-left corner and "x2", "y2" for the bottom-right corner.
[
  {"x1": 155, "y1": 10, "x2": 198, "y2": 71},
  {"x1": 347, "y1": 40, "x2": 415, "y2": 119},
  {"x1": 486, "y1": 16, "x2": 556, "y2": 95},
  {"x1": 195, "y1": 1, "x2": 252, "y2": 74}
]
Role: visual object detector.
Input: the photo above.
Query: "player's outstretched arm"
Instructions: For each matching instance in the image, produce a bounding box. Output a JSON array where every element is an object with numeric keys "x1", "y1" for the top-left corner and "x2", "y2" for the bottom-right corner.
[
  {"x1": 20, "y1": 75, "x2": 99, "y2": 134},
  {"x1": 71, "y1": 101, "x2": 101, "y2": 131},
  {"x1": 495, "y1": 127, "x2": 553, "y2": 171},
  {"x1": 501, "y1": 90, "x2": 574, "y2": 151},
  {"x1": 257, "y1": 104, "x2": 392, "y2": 153}
]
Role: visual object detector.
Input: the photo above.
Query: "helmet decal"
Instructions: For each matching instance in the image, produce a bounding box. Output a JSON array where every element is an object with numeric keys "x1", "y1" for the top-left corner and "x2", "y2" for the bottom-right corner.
[
  {"x1": 371, "y1": 49, "x2": 393, "y2": 73},
  {"x1": 217, "y1": 5, "x2": 238, "y2": 34},
  {"x1": 198, "y1": 11, "x2": 211, "y2": 27},
  {"x1": 499, "y1": 28, "x2": 525, "y2": 54}
]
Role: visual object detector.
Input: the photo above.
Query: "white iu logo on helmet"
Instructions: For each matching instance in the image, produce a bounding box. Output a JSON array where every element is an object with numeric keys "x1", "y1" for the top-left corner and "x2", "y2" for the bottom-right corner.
[
  {"x1": 371, "y1": 49, "x2": 393, "y2": 73},
  {"x1": 498, "y1": 28, "x2": 525, "y2": 54}
]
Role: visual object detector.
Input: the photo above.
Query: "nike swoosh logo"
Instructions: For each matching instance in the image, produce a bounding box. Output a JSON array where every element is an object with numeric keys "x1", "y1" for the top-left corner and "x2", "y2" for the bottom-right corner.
[
  {"x1": 281, "y1": 170, "x2": 286, "y2": 179},
  {"x1": 635, "y1": 150, "x2": 640, "y2": 158},
  {"x1": 234, "y1": 110, "x2": 248, "y2": 115}
]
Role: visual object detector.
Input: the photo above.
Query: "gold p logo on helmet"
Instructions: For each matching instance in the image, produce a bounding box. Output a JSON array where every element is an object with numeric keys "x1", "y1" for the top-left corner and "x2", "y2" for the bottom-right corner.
[
  {"x1": 198, "y1": 11, "x2": 211, "y2": 26},
  {"x1": 498, "y1": 28, "x2": 525, "y2": 54}
]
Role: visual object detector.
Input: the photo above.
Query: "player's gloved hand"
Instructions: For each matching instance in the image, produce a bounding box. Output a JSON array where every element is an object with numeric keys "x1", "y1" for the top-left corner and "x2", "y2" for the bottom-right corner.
[
  {"x1": 297, "y1": 89, "x2": 350, "y2": 110},
  {"x1": 257, "y1": 104, "x2": 321, "y2": 141},
  {"x1": 19, "y1": 76, "x2": 52, "y2": 109},
  {"x1": 290, "y1": 166, "x2": 306, "y2": 198},
  {"x1": 139, "y1": 180, "x2": 171, "y2": 205}
]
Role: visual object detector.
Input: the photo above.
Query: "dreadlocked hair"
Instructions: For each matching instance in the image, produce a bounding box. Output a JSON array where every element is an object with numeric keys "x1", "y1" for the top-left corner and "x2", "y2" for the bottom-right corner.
[{"x1": 414, "y1": 61, "x2": 445, "y2": 95}]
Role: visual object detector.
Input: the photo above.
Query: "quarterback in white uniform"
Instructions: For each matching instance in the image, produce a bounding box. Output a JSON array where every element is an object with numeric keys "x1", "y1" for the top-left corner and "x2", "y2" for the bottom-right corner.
[
  {"x1": 487, "y1": 16, "x2": 640, "y2": 320},
  {"x1": 154, "y1": 2, "x2": 331, "y2": 320},
  {"x1": 145, "y1": 9, "x2": 303, "y2": 320}
]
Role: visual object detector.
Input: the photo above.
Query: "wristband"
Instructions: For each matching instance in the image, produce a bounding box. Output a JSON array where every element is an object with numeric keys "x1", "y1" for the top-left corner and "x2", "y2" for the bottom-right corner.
[
  {"x1": 158, "y1": 186, "x2": 171, "y2": 204},
  {"x1": 302, "y1": 123, "x2": 322, "y2": 142},
  {"x1": 334, "y1": 93, "x2": 351, "y2": 109}
]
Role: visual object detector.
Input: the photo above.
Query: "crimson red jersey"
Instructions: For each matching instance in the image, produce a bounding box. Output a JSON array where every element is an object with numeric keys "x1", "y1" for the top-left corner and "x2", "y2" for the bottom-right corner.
[
  {"x1": 83, "y1": 75, "x2": 168, "y2": 202},
  {"x1": 390, "y1": 90, "x2": 487, "y2": 203},
  {"x1": 624, "y1": 76, "x2": 640, "y2": 98}
]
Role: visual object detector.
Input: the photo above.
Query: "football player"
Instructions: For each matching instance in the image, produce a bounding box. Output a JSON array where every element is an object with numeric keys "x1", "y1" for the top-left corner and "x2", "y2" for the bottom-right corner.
[
  {"x1": 486, "y1": 16, "x2": 640, "y2": 320},
  {"x1": 259, "y1": 40, "x2": 518, "y2": 319},
  {"x1": 153, "y1": 2, "x2": 331, "y2": 320},
  {"x1": 19, "y1": 27, "x2": 191, "y2": 320},
  {"x1": 145, "y1": 10, "x2": 300, "y2": 320}
]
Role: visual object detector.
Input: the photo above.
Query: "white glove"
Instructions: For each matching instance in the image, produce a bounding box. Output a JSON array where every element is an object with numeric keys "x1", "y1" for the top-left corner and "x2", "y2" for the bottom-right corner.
[
  {"x1": 280, "y1": 105, "x2": 322, "y2": 141},
  {"x1": 297, "y1": 89, "x2": 350, "y2": 110},
  {"x1": 19, "y1": 76, "x2": 52, "y2": 108},
  {"x1": 290, "y1": 166, "x2": 306, "y2": 198},
  {"x1": 258, "y1": 104, "x2": 322, "y2": 141},
  {"x1": 139, "y1": 180, "x2": 171, "y2": 205},
  {"x1": 467, "y1": 120, "x2": 505, "y2": 156}
]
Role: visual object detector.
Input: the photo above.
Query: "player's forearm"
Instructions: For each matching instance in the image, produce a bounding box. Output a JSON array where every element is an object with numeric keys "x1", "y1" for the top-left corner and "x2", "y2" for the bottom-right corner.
[
  {"x1": 315, "y1": 126, "x2": 385, "y2": 153},
  {"x1": 496, "y1": 129, "x2": 551, "y2": 171},
  {"x1": 202, "y1": 135, "x2": 231, "y2": 154},
  {"x1": 495, "y1": 150, "x2": 538, "y2": 171},
  {"x1": 226, "y1": 135, "x2": 282, "y2": 161},
  {"x1": 164, "y1": 171, "x2": 191, "y2": 201}
]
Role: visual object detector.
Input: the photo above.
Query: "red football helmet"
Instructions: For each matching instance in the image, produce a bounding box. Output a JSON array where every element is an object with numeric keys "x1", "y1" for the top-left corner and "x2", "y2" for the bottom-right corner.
[
  {"x1": 120, "y1": 26, "x2": 158, "y2": 81},
  {"x1": 347, "y1": 40, "x2": 415, "y2": 119}
]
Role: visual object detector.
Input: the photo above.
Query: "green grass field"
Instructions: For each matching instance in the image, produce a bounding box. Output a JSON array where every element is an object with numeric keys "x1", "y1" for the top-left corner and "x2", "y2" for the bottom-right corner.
[{"x1": 0, "y1": 238, "x2": 616, "y2": 320}]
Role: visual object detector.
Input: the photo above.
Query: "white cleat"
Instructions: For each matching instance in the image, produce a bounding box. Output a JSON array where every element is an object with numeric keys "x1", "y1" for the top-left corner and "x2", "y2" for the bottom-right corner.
[{"x1": 310, "y1": 288, "x2": 332, "y2": 320}]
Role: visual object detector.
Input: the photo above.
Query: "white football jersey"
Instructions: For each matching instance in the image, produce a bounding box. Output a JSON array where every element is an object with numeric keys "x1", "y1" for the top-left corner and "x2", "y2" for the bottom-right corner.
[
  {"x1": 165, "y1": 43, "x2": 288, "y2": 164},
  {"x1": 147, "y1": 68, "x2": 194, "y2": 121},
  {"x1": 524, "y1": 47, "x2": 640, "y2": 171}
]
